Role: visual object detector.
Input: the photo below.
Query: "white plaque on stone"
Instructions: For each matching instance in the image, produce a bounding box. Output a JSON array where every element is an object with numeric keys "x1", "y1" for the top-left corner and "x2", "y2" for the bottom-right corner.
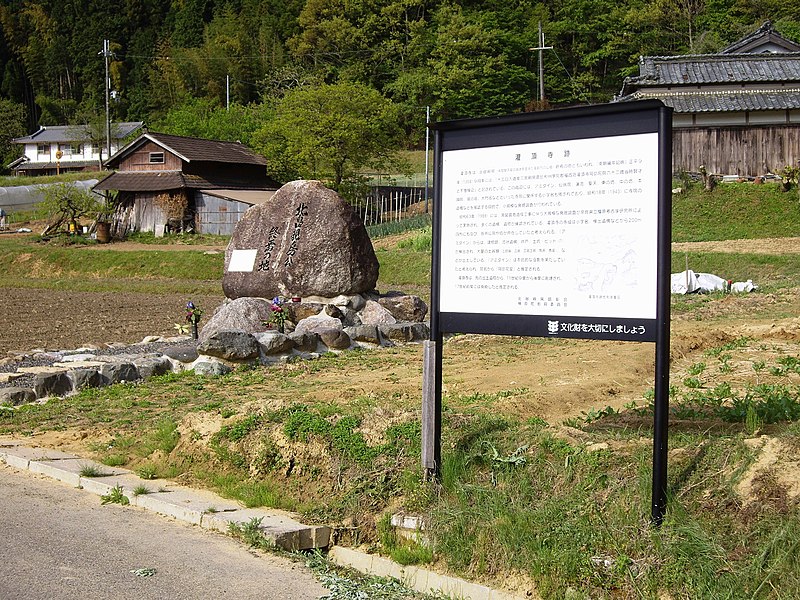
[{"x1": 228, "y1": 249, "x2": 258, "y2": 273}]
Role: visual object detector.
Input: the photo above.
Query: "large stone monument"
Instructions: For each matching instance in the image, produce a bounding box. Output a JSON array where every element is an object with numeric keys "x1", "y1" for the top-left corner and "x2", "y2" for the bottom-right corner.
[{"x1": 222, "y1": 180, "x2": 379, "y2": 299}]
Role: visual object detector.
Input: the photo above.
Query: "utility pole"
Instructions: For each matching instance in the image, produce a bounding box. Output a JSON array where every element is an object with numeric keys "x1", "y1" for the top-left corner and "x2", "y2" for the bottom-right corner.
[
  {"x1": 226, "y1": 75, "x2": 230, "y2": 110},
  {"x1": 529, "y1": 22, "x2": 552, "y2": 103},
  {"x1": 100, "y1": 40, "x2": 113, "y2": 162}
]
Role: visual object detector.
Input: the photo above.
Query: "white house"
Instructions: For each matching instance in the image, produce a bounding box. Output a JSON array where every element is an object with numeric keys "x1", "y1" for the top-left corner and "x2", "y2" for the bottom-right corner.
[{"x1": 8, "y1": 122, "x2": 144, "y2": 176}]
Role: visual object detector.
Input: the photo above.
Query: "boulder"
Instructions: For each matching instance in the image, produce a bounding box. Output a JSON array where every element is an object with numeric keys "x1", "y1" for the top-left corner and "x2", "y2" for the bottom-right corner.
[
  {"x1": 33, "y1": 371, "x2": 72, "y2": 398},
  {"x1": 162, "y1": 345, "x2": 200, "y2": 364},
  {"x1": 289, "y1": 331, "x2": 320, "y2": 351},
  {"x1": 294, "y1": 313, "x2": 344, "y2": 336},
  {"x1": 378, "y1": 294, "x2": 428, "y2": 322},
  {"x1": 284, "y1": 302, "x2": 325, "y2": 323},
  {"x1": 222, "y1": 180, "x2": 379, "y2": 299},
  {"x1": 254, "y1": 332, "x2": 294, "y2": 356},
  {"x1": 359, "y1": 300, "x2": 397, "y2": 326},
  {"x1": 318, "y1": 328, "x2": 351, "y2": 350},
  {"x1": 344, "y1": 325, "x2": 381, "y2": 345},
  {"x1": 199, "y1": 297, "x2": 273, "y2": 342},
  {"x1": 132, "y1": 355, "x2": 173, "y2": 378},
  {"x1": 0, "y1": 387, "x2": 36, "y2": 406},
  {"x1": 380, "y1": 322, "x2": 430, "y2": 343},
  {"x1": 193, "y1": 360, "x2": 233, "y2": 376},
  {"x1": 198, "y1": 330, "x2": 260, "y2": 361},
  {"x1": 69, "y1": 368, "x2": 105, "y2": 390},
  {"x1": 100, "y1": 361, "x2": 139, "y2": 384}
]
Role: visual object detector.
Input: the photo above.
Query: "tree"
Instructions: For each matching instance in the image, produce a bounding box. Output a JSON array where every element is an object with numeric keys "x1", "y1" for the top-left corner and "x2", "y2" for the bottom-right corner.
[
  {"x1": 253, "y1": 82, "x2": 407, "y2": 190},
  {"x1": 0, "y1": 98, "x2": 26, "y2": 173},
  {"x1": 40, "y1": 183, "x2": 102, "y2": 235}
]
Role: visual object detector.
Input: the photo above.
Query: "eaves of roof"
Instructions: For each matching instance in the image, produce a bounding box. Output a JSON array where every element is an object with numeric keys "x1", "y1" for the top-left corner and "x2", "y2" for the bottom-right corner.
[{"x1": 616, "y1": 88, "x2": 800, "y2": 112}]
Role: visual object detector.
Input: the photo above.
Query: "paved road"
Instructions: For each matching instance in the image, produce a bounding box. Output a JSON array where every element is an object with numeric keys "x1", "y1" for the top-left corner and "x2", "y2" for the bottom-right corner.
[{"x1": 0, "y1": 464, "x2": 329, "y2": 600}]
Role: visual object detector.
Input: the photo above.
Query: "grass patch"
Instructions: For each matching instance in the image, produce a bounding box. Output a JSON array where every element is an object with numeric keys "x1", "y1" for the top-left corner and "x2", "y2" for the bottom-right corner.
[
  {"x1": 672, "y1": 182, "x2": 800, "y2": 242},
  {"x1": 78, "y1": 463, "x2": 109, "y2": 477}
]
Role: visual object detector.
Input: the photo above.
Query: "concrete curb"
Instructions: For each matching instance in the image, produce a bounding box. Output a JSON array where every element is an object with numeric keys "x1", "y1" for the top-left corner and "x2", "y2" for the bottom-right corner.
[
  {"x1": 0, "y1": 439, "x2": 533, "y2": 599},
  {"x1": 0, "y1": 440, "x2": 329, "y2": 551},
  {"x1": 329, "y1": 546, "x2": 534, "y2": 600}
]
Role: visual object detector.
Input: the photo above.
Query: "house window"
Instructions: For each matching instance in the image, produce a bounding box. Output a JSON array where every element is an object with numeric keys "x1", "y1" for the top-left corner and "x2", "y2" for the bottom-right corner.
[
  {"x1": 70, "y1": 143, "x2": 83, "y2": 155},
  {"x1": 149, "y1": 152, "x2": 165, "y2": 164},
  {"x1": 37, "y1": 144, "x2": 49, "y2": 157},
  {"x1": 91, "y1": 143, "x2": 101, "y2": 156},
  {"x1": 58, "y1": 143, "x2": 72, "y2": 156}
]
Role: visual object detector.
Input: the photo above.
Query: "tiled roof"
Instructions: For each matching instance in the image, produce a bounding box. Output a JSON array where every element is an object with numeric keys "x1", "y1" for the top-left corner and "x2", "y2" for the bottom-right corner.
[
  {"x1": 630, "y1": 53, "x2": 800, "y2": 87},
  {"x1": 721, "y1": 21, "x2": 800, "y2": 53},
  {"x1": 93, "y1": 171, "x2": 186, "y2": 192},
  {"x1": 618, "y1": 88, "x2": 800, "y2": 112},
  {"x1": 12, "y1": 122, "x2": 143, "y2": 144},
  {"x1": 107, "y1": 132, "x2": 268, "y2": 167},
  {"x1": 93, "y1": 170, "x2": 278, "y2": 192},
  {"x1": 10, "y1": 160, "x2": 101, "y2": 171}
]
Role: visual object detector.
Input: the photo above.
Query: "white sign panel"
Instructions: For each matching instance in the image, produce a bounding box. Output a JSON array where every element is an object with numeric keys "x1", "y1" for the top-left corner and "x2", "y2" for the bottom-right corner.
[
  {"x1": 227, "y1": 248, "x2": 258, "y2": 273},
  {"x1": 439, "y1": 133, "x2": 659, "y2": 320}
]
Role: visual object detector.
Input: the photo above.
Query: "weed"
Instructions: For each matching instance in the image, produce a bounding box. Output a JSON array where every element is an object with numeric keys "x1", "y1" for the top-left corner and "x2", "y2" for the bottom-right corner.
[
  {"x1": 136, "y1": 464, "x2": 158, "y2": 480},
  {"x1": 132, "y1": 484, "x2": 151, "y2": 496},
  {"x1": 376, "y1": 513, "x2": 433, "y2": 566},
  {"x1": 228, "y1": 517, "x2": 274, "y2": 550},
  {"x1": 100, "y1": 485, "x2": 130, "y2": 505},
  {"x1": 79, "y1": 463, "x2": 108, "y2": 478}
]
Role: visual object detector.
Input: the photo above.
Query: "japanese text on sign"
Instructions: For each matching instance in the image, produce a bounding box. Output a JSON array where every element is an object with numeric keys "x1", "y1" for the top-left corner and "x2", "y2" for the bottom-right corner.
[{"x1": 439, "y1": 133, "x2": 659, "y2": 320}]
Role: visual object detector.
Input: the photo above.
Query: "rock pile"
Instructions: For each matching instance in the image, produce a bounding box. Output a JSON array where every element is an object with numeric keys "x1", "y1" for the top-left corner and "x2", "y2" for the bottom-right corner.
[
  {"x1": 194, "y1": 292, "x2": 429, "y2": 375},
  {"x1": 0, "y1": 292, "x2": 429, "y2": 407}
]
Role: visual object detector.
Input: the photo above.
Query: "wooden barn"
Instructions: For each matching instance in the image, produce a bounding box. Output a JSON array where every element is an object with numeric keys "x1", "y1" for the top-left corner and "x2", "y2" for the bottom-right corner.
[
  {"x1": 615, "y1": 21, "x2": 800, "y2": 177},
  {"x1": 93, "y1": 132, "x2": 280, "y2": 237}
]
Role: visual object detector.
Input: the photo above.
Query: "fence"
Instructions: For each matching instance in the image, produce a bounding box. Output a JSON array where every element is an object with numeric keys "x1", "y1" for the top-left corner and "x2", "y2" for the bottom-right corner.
[{"x1": 356, "y1": 186, "x2": 433, "y2": 226}]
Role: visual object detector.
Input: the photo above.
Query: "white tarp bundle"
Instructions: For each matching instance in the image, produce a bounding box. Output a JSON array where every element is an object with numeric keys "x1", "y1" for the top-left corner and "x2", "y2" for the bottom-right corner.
[{"x1": 671, "y1": 270, "x2": 758, "y2": 295}]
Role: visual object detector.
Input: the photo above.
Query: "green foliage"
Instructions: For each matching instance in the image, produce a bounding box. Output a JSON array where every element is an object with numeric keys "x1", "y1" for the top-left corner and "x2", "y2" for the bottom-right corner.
[
  {"x1": 39, "y1": 183, "x2": 102, "y2": 232},
  {"x1": 672, "y1": 182, "x2": 800, "y2": 242},
  {"x1": 367, "y1": 214, "x2": 431, "y2": 239},
  {"x1": 78, "y1": 463, "x2": 108, "y2": 478},
  {"x1": 397, "y1": 227, "x2": 432, "y2": 252},
  {"x1": 0, "y1": 98, "x2": 26, "y2": 172},
  {"x1": 100, "y1": 484, "x2": 130, "y2": 506},
  {"x1": 252, "y1": 82, "x2": 407, "y2": 190},
  {"x1": 228, "y1": 517, "x2": 275, "y2": 550}
]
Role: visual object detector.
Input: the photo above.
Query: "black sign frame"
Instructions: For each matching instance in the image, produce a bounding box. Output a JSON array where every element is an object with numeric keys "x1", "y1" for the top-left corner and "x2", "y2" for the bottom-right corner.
[{"x1": 424, "y1": 100, "x2": 672, "y2": 524}]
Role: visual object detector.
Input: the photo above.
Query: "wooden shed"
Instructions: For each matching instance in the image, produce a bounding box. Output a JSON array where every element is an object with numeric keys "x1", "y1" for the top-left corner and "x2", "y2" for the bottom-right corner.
[
  {"x1": 93, "y1": 132, "x2": 280, "y2": 237},
  {"x1": 615, "y1": 21, "x2": 800, "y2": 177}
]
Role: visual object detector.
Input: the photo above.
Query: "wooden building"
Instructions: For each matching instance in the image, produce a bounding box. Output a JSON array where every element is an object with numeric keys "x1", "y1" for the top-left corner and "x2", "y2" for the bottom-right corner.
[
  {"x1": 94, "y1": 132, "x2": 280, "y2": 236},
  {"x1": 615, "y1": 22, "x2": 800, "y2": 177}
]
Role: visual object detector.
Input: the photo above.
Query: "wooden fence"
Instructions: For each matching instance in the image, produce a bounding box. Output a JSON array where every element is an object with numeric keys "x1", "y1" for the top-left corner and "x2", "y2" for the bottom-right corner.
[{"x1": 673, "y1": 124, "x2": 800, "y2": 177}]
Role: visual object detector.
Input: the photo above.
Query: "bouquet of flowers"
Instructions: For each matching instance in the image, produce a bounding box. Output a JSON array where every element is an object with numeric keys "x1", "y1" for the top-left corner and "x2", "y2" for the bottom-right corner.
[
  {"x1": 186, "y1": 301, "x2": 202, "y2": 325},
  {"x1": 269, "y1": 296, "x2": 287, "y2": 332}
]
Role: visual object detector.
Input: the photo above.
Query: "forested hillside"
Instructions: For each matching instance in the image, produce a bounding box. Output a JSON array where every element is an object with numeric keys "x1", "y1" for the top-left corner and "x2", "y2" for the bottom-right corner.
[{"x1": 2, "y1": 0, "x2": 799, "y2": 179}]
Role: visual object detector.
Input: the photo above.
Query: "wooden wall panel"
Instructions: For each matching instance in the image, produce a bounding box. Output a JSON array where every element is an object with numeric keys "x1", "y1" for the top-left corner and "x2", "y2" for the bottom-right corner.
[{"x1": 673, "y1": 125, "x2": 800, "y2": 176}]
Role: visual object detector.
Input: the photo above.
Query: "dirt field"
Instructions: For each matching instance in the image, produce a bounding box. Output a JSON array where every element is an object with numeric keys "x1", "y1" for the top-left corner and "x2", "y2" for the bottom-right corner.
[{"x1": 2, "y1": 237, "x2": 800, "y2": 426}]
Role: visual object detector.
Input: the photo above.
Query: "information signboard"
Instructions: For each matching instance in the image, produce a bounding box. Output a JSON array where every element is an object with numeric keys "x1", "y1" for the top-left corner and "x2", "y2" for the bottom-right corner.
[
  {"x1": 425, "y1": 100, "x2": 673, "y2": 523},
  {"x1": 433, "y1": 102, "x2": 668, "y2": 342}
]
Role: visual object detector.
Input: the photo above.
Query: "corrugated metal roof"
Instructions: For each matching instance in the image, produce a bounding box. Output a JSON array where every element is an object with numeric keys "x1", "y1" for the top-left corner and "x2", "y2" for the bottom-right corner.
[
  {"x1": 618, "y1": 88, "x2": 800, "y2": 112},
  {"x1": 13, "y1": 122, "x2": 143, "y2": 144}
]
